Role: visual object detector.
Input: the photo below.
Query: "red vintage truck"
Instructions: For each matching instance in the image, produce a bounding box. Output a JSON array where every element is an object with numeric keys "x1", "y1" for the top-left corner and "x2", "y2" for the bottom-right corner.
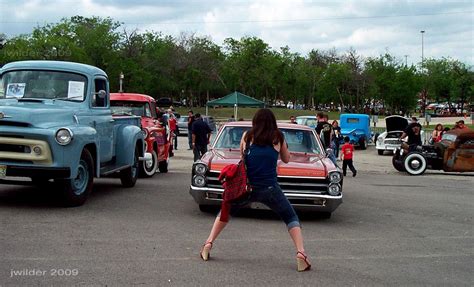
[{"x1": 110, "y1": 93, "x2": 171, "y2": 176}]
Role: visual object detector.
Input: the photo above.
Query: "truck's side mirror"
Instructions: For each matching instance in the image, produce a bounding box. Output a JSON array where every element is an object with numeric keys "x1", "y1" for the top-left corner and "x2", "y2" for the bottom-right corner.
[{"x1": 96, "y1": 90, "x2": 107, "y2": 99}]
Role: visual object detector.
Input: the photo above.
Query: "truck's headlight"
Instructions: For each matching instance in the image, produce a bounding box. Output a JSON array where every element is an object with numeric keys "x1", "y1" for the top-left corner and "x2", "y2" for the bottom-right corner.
[
  {"x1": 194, "y1": 162, "x2": 208, "y2": 175},
  {"x1": 55, "y1": 128, "x2": 73, "y2": 145},
  {"x1": 329, "y1": 171, "x2": 342, "y2": 183},
  {"x1": 328, "y1": 183, "x2": 341, "y2": 196},
  {"x1": 142, "y1": 128, "x2": 149, "y2": 138},
  {"x1": 193, "y1": 175, "x2": 207, "y2": 187}
]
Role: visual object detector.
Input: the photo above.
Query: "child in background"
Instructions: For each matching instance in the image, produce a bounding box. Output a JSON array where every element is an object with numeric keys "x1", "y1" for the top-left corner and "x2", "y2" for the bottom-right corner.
[{"x1": 340, "y1": 136, "x2": 357, "y2": 177}]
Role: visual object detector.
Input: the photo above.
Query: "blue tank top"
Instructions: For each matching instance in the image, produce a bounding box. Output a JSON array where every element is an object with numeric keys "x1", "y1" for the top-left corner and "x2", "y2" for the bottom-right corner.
[{"x1": 245, "y1": 144, "x2": 279, "y2": 188}]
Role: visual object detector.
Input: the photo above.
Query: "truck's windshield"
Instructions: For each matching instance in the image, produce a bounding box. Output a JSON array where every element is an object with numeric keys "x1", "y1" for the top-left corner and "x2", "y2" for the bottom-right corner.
[{"x1": 0, "y1": 70, "x2": 87, "y2": 101}]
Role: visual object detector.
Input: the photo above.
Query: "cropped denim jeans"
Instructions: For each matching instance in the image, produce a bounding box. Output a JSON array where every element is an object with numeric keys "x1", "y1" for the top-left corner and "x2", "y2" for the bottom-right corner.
[{"x1": 223, "y1": 183, "x2": 301, "y2": 230}]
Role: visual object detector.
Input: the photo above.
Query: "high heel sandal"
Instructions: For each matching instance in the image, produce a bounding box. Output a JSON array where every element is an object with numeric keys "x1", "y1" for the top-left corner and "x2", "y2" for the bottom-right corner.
[
  {"x1": 296, "y1": 251, "x2": 311, "y2": 272},
  {"x1": 200, "y1": 242, "x2": 213, "y2": 261}
]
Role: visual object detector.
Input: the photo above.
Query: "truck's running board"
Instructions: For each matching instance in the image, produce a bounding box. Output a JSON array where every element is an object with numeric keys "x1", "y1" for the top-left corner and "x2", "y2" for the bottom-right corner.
[{"x1": 100, "y1": 165, "x2": 130, "y2": 176}]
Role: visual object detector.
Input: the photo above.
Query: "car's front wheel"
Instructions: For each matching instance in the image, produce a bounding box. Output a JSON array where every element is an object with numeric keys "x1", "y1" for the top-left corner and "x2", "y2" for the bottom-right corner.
[
  {"x1": 378, "y1": 149, "x2": 384, "y2": 155},
  {"x1": 403, "y1": 152, "x2": 427, "y2": 176},
  {"x1": 392, "y1": 150, "x2": 406, "y2": 172},
  {"x1": 56, "y1": 149, "x2": 94, "y2": 207}
]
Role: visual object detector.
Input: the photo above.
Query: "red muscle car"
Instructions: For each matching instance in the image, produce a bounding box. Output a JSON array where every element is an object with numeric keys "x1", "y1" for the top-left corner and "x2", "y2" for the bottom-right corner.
[
  {"x1": 189, "y1": 122, "x2": 343, "y2": 218},
  {"x1": 111, "y1": 93, "x2": 171, "y2": 176}
]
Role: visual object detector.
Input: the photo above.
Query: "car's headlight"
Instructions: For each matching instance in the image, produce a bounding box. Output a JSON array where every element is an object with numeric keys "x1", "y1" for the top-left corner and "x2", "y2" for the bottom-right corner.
[
  {"x1": 329, "y1": 171, "x2": 342, "y2": 183},
  {"x1": 328, "y1": 183, "x2": 341, "y2": 196},
  {"x1": 55, "y1": 128, "x2": 73, "y2": 145},
  {"x1": 192, "y1": 175, "x2": 207, "y2": 187},
  {"x1": 194, "y1": 162, "x2": 208, "y2": 175}
]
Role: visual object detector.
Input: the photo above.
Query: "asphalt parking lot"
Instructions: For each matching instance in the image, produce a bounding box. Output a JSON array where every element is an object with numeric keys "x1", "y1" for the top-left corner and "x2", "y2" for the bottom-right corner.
[{"x1": 0, "y1": 137, "x2": 473, "y2": 286}]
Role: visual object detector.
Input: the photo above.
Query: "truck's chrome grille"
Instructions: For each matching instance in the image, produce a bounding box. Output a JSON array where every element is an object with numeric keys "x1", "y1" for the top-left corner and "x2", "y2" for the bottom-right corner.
[{"x1": 0, "y1": 144, "x2": 31, "y2": 153}]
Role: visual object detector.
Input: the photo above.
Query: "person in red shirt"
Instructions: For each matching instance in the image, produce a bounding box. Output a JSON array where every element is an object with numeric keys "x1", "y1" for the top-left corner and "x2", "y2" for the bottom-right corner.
[
  {"x1": 167, "y1": 110, "x2": 178, "y2": 156},
  {"x1": 340, "y1": 136, "x2": 357, "y2": 177}
]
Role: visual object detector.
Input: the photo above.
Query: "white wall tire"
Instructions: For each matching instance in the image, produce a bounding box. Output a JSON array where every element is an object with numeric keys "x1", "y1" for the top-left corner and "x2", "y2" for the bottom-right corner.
[
  {"x1": 140, "y1": 150, "x2": 158, "y2": 177},
  {"x1": 403, "y1": 153, "x2": 427, "y2": 176}
]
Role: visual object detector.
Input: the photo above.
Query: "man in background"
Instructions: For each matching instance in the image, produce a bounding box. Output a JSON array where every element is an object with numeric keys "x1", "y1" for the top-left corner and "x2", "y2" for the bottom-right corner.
[
  {"x1": 315, "y1": 112, "x2": 336, "y2": 164},
  {"x1": 187, "y1": 110, "x2": 195, "y2": 150},
  {"x1": 192, "y1": 113, "x2": 212, "y2": 161}
]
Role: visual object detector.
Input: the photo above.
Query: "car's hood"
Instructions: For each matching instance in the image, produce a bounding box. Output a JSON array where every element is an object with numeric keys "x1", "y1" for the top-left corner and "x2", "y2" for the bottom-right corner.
[
  {"x1": 0, "y1": 101, "x2": 78, "y2": 128},
  {"x1": 202, "y1": 149, "x2": 329, "y2": 177},
  {"x1": 385, "y1": 116, "x2": 408, "y2": 132}
]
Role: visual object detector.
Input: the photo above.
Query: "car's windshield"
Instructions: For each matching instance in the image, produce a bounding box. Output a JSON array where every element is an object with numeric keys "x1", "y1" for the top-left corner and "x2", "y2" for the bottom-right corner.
[
  {"x1": 441, "y1": 133, "x2": 457, "y2": 142},
  {"x1": 110, "y1": 101, "x2": 152, "y2": 117},
  {"x1": 214, "y1": 126, "x2": 322, "y2": 154},
  {"x1": 297, "y1": 117, "x2": 317, "y2": 127},
  {"x1": 0, "y1": 70, "x2": 87, "y2": 101},
  {"x1": 178, "y1": 116, "x2": 188, "y2": 123}
]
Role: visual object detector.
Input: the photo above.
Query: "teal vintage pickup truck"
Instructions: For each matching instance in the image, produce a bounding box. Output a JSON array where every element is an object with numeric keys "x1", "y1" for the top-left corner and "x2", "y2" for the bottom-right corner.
[{"x1": 0, "y1": 60, "x2": 149, "y2": 206}]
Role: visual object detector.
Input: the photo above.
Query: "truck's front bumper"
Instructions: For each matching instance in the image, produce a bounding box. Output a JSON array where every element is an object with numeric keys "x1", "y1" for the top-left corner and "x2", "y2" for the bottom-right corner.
[
  {"x1": 1, "y1": 165, "x2": 70, "y2": 179},
  {"x1": 189, "y1": 185, "x2": 343, "y2": 213}
]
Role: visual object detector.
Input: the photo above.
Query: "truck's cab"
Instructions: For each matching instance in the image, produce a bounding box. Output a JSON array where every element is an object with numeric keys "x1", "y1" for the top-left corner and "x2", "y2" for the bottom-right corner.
[{"x1": 0, "y1": 60, "x2": 147, "y2": 206}]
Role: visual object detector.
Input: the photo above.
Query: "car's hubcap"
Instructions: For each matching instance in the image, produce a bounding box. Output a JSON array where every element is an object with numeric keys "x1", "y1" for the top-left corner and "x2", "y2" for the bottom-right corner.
[
  {"x1": 411, "y1": 159, "x2": 421, "y2": 169},
  {"x1": 145, "y1": 158, "x2": 154, "y2": 169},
  {"x1": 73, "y1": 160, "x2": 88, "y2": 195}
]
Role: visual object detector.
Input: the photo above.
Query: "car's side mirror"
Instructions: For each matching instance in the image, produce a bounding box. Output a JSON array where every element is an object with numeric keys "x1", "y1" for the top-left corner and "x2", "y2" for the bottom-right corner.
[{"x1": 325, "y1": 148, "x2": 333, "y2": 156}]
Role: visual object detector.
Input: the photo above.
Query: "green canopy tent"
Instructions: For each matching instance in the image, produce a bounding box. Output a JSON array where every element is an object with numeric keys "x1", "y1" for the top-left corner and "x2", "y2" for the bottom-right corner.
[{"x1": 206, "y1": 91, "x2": 265, "y2": 119}]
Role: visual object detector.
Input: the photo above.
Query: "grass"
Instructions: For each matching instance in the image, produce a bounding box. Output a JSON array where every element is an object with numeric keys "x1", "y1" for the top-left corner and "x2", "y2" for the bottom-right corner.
[{"x1": 175, "y1": 107, "x2": 340, "y2": 121}]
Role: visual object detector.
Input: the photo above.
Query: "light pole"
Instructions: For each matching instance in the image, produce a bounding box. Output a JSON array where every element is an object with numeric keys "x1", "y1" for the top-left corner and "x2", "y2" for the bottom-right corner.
[
  {"x1": 404, "y1": 54, "x2": 409, "y2": 67},
  {"x1": 420, "y1": 30, "x2": 426, "y2": 118},
  {"x1": 119, "y1": 72, "x2": 124, "y2": 93},
  {"x1": 420, "y1": 30, "x2": 425, "y2": 70}
]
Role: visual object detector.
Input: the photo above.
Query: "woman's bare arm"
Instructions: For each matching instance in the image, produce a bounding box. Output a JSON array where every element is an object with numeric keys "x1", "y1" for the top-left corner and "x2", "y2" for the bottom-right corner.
[
  {"x1": 279, "y1": 139, "x2": 290, "y2": 163},
  {"x1": 240, "y1": 131, "x2": 247, "y2": 158}
]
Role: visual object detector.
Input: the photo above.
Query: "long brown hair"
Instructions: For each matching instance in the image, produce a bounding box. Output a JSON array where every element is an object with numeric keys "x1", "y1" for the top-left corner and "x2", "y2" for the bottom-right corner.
[{"x1": 245, "y1": 109, "x2": 283, "y2": 146}]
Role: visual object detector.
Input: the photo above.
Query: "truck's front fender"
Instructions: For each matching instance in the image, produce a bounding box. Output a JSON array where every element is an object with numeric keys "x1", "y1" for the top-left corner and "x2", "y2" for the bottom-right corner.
[{"x1": 59, "y1": 125, "x2": 99, "y2": 178}]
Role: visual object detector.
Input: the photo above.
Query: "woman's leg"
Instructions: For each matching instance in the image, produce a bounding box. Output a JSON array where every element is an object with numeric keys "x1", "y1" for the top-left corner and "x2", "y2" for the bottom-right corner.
[
  {"x1": 205, "y1": 215, "x2": 227, "y2": 243},
  {"x1": 288, "y1": 226, "x2": 305, "y2": 252}
]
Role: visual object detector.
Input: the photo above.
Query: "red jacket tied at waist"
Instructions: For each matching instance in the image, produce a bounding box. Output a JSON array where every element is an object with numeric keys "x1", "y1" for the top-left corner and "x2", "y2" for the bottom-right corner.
[{"x1": 218, "y1": 160, "x2": 250, "y2": 222}]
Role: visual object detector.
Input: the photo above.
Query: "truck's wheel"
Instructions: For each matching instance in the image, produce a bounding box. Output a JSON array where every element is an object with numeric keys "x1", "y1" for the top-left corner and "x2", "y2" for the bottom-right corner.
[
  {"x1": 57, "y1": 149, "x2": 94, "y2": 207},
  {"x1": 378, "y1": 149, "x2": 384, "y2": 155},
  {"x1": 120, "y1": 146, "x2": 139, "y2": 187},
  {"x1": 359, "y1": 138, "x2": 367, "y2": 150},
  {"x1": 140, "y1": 150, "x2": 158, "y2": 177},
  {"x1": 158, "y1": 159, "x2": 168, "y2": 173},
  {"x1": 403, "y1": 152, "x2": 427, "y2": 176}
]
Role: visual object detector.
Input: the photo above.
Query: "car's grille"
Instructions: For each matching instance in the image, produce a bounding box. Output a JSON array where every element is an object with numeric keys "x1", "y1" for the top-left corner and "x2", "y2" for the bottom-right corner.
[
  {"x1": 384, "y1": 139, "x2": 400, "y2": 145},
  {"x1": 206, "y1": 170, "x2": 329, "y2": 194}
]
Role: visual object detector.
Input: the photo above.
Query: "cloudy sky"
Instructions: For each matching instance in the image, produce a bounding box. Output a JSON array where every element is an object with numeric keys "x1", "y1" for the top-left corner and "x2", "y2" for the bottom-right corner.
[{"x1": 1, "y1": 0, "x2": 473, "y2": 65}]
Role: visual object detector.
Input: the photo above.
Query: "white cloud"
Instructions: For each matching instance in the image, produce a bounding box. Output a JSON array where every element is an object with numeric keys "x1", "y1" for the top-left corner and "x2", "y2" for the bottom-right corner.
[{"x1": 1, "y1": 0, "x2": 472, "y2": 65}]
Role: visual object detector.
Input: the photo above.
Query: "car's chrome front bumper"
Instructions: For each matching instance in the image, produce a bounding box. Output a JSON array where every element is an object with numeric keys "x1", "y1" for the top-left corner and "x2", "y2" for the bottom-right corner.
[{"x1": 189, "y1": 185, "x2": 343, "y2": 213}]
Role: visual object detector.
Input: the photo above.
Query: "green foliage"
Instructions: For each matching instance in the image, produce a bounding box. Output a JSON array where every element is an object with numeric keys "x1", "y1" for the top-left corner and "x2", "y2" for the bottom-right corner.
[{"x1": 1, "y1": 16, "x2": 472, "y2": 113}]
